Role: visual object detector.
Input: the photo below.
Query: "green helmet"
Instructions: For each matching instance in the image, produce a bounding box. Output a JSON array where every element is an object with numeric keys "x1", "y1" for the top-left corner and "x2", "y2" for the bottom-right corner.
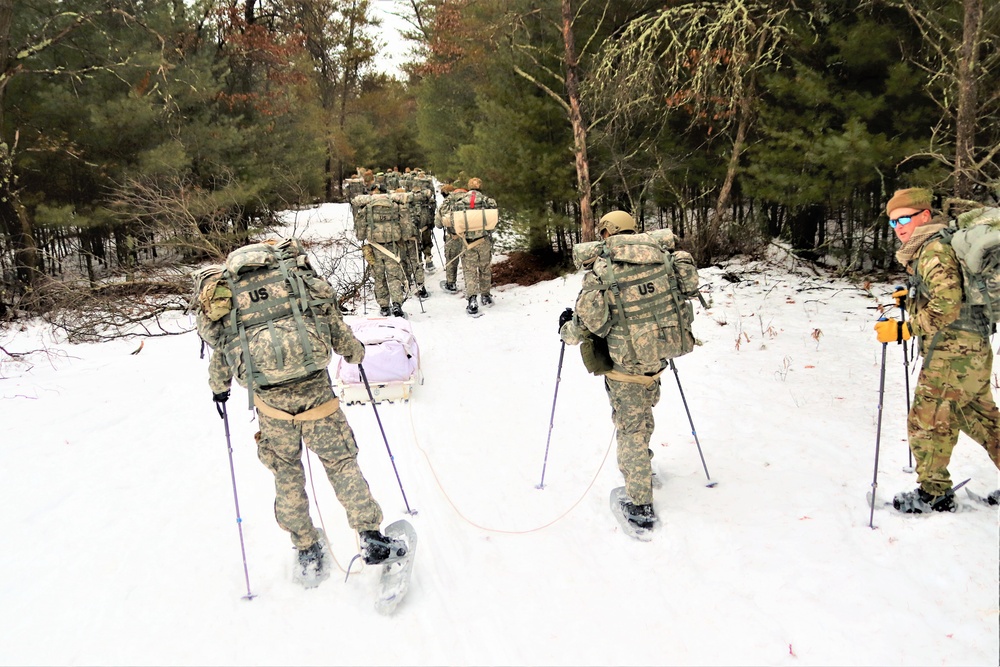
[{"x1": 597, "y1": 210, "x2": 636, "y2": 237}]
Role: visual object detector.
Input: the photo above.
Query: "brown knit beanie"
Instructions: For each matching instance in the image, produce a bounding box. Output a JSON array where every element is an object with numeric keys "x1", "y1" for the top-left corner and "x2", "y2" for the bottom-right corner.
[{"x1": 886, "y1": 188, "x2": 932, "y2": 216}]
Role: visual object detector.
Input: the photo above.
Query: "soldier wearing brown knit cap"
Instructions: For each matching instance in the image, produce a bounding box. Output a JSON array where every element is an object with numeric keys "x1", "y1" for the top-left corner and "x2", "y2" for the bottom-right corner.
[{"x1": 875, "y1": 187, "x2": 1000, "y2": 512}]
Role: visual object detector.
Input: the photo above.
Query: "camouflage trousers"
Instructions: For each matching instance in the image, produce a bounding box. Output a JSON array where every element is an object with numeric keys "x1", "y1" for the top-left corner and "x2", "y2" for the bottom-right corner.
[
  {"x1": 444, "y1": 232, "x2": 463, "y2": 285},
  {"x1": 369, "y1": 242, "x2": 406, "y2": 308},
  {"x1": 420, "y1": 225, "x2": 434, "y2": 264},
  {"x1": 399, "y1": 237, "x2": 425, "y2": 291},
  {"x1": 605, "y1": 376, "x2": 661, "y2": 505},
  {"x1": 909, "y1": 336, "x2": 1000, "y2": 496},
  {"x1": 460, "y1": 235, "x2": 492, "y2": 297},
  {"x1": 255, "y1": 373, "x2": 383, "y2": 549}
]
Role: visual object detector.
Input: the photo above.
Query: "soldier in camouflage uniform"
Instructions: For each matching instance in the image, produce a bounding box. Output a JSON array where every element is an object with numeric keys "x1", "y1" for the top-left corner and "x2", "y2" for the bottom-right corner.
[
  {"x1": 456, "y1": 177, "x2": 497, "y2": 314},
  {"x1": 395, "y1": 187, "x2": 428, "y2": 299},
  {"x1": 436, "y1": 182, "x2": 462, "y2": 293},
  {"x1": 412, "y1": 170, "x2": 438, "y2": 272},
  {"x1": 201, "y1": 240, "x2": 398, "y2": 580},
  {"x1": 557, "y1": 211, "x2": 700, "y2": 532},
  {"x1": 875, "y1": 188, "x2": 1000, "y2": 512},
  {"x1": 352, "y1": 183, "x2": 408, "y2": 317}
]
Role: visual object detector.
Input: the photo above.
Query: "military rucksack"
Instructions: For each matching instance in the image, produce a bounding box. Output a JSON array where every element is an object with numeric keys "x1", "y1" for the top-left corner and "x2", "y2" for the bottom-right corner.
[
  {"x1": 942, "y1": 206, "x2": 1000, "y2": 327},
  {"x1": 441, "y1": 190, "x2": 499, "y2": 239},
  {"x1": 192, "y1": 239, "x2": 337, "y2": 406},
  {"x1": 353, "y1": 194, "x2": 404, "y2": 244},
  {"x1": 574, "y1": 231, "x2": 701, "y2": 375}
]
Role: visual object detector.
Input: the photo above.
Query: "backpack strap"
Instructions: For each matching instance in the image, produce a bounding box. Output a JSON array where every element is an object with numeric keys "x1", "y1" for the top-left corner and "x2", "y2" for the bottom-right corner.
[{"x1": 600, "y1": 257, "x2": 639, "y2": 362}]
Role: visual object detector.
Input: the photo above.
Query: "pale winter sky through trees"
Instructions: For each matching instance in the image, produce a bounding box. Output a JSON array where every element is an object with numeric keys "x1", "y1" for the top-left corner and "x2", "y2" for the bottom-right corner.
[{"x1": 371, "y1": 0, "x2": 411, "y2": 78}]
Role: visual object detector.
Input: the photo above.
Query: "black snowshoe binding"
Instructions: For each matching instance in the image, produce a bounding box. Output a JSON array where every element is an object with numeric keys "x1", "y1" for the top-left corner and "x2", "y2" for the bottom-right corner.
[
  {"x1": 391, "y1": 302, "x2": 405, "y2": 318},
  {"x1": 360, "y1": 530, "x2": 407, "y2": 565},
  {"x1": 466, "y1": 295, "x2": 480, "y2": 317},
  {"x1": 379, "y1": 305, "x2": 391, "y2": 317},
  {"x1": 621, "y1": 501, "x2": 656, "y2": 530},
  {"x1": 480, "y1": 294, "x2": 494, "y2": 307},
  {"x1": 440, "y1": 280, "x2": 459, "y2": 294},
  {"x1": 892, "y1": 487, "x2": 957, "y2": 514},
  {"x1": 415, "y1": 285, "x2": 429, "y2": 299}
]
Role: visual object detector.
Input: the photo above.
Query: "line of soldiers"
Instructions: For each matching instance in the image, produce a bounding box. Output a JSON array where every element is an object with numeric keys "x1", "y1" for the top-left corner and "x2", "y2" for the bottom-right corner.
[{"x1": 346, "y1": 168, "x2": 499, "y2": 318}]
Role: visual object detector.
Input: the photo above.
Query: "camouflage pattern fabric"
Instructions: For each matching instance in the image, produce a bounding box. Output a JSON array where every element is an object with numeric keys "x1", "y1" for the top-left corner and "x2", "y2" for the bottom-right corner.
[
  {"x1": 369, "y1": 242, "x2": 406, "y2": 309},
  {"x1": 420, "y1": 225, "x2": 435, "y2": 265},
  {"x1": 437, "y1": 193, "x2": 465, "y2": 284},
  {"x1": 909, "y1": 231, "x2": 991, "y2": 344},
  {"x1": 202, "y1": 286, "x2": 382, "y2": 550},
  {"x1": 461, "y1": 236, "x2": 492, "y2": 297},
  {"x1": 206, "y1": 278, "x2": 364, "y2": 395},
  {"x1": 903, "y1": 226, "x2": 1000, "y2": 495},
  {"x1": 606, "y1": 375, "x2": 660, "y2": 505},
  {"x1": 444, "y1": 233, "x2": 463, "y2": 284},
  {"x1": 400, "y1": 238, "x2": 425, "y2": 292},
  {"x1": 574, "y1": 234, "x2": 697, "y2": 375},
  {"x1": 255, "y1": 371, "x2": 384, "y2": 548}
]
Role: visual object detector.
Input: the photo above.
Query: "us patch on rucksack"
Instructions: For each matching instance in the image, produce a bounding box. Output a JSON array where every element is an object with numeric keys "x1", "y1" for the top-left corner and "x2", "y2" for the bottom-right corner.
[
  {"x1": 945, "y1": 206, "x2": 1000, "y2": 327},
  {"x1": 353, "y1": 194, "x2": 404, "y2": 244},
  {"x1": 573, "y1": 231, "x2": 701, "y2": 375}
]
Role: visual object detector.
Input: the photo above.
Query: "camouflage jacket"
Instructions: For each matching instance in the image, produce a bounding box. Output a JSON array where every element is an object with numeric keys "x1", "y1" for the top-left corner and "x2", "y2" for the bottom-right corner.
[{"x1": 906, "y1": 218, "x2": 991, "y2": 355}]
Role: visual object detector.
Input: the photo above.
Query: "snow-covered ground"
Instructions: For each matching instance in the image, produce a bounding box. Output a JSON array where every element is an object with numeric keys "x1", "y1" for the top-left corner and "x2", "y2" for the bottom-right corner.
[{"x1": 1, "y1": 203, "x2": 997, "y2": 666}]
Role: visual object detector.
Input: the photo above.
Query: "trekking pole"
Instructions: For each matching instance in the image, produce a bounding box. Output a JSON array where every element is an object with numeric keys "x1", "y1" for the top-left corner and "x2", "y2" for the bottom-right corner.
[
  {"x1": 215, "y1": 401, "x2": 256, "y2": 600},
  {"x1": 537, "y1": 341, "x2": 567, "y2": 489},
  {"x1": 669, "y1": 360, "x2": 717, "y2": 487},
  {"x1": 896, "y1": 290, "x2": 915, "y2": 473},
  {"x1": 358, "y1": 363, "x2": 416, "y2": 515},
  {"x1": 432, "y1": 228, "x2": 446, "y2": 269},
  {"x1": 869, "y1": 334, "x2": 889, "y2": 529}
]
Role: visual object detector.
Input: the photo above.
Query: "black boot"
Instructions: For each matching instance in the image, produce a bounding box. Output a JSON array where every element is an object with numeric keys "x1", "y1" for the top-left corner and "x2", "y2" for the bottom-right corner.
[
  {"x1": 480, "y1": 293, "x2": 494, "y2": 307},
  {"x1": 466, "y1": 295, "x2": 479, "y2": 316},
  {"x1": 379, "y1": 305, "x2": 391, "y2": 317},
  {"x1": 621, "y1": 501, "x2": 656, "y2": 530},
  {"x1": 391, "y1": 302, "x2": 405, "y2": 318},
  {"x1": 892, "y1": 487, "x2": 957, "y2": 513},
  {"x1": 416, "y1": 285, "x2": 429, "y2": 299}
]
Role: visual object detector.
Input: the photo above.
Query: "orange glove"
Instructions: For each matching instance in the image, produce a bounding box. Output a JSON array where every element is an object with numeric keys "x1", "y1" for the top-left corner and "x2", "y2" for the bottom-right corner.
[
  {"x1": 874, "y1": 318, "x2": 912, "y2": 343},
  {"x1": 892, "y1": 286, "x2": 907, "y2": 309}
]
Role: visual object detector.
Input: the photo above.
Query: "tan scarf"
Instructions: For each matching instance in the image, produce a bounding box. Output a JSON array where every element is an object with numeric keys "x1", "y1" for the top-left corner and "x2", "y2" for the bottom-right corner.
[{"x1": 895, "y1": 221, "x2": 948, "y2": 266}]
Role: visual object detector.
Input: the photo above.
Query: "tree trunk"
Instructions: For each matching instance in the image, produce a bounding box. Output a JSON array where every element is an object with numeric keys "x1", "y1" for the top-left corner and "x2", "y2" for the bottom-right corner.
[
  {"x1": 561, "y1": 0, "x2": 595, "y2": 242},
  {"x1": 953, "y1": 0, "x2": 981, "y2": 199},
  {"x1": 0, "y1": 0, "x2": 41, "y2": 299}
]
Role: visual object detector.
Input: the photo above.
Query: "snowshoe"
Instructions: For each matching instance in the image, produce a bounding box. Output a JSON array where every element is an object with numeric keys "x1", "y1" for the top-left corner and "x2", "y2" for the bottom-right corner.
[
  {"x1": 415, "y1": 285, "x2": 429, "y2": 299},
  {"x1": 966, "y1": 488, "x2": 1000, "y2": 506},
  {"x1": 391, "y1": 303, "x2": 406, "y2": 318},
  {"x1": 424, "y1": 260, "x2": 436, "y2": 274},
  {"x1": 892, "y1": 487, "x2": 957, "y2": 514},
  {"x1": 440, "y1": 280, "x2": 459, "y2": 294},
  {"x1": 480, "y1": 294, "x2": 494, "y2": 307},
  {"x1": 292, "y1": 536, "x2": 331, "y2": 588},
  {"x1": 609, "y1": 487, "x2": 654, "y2": 541},
  {"x1": 466, "y1": 295, "x2": 481, "y2": 317}
]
